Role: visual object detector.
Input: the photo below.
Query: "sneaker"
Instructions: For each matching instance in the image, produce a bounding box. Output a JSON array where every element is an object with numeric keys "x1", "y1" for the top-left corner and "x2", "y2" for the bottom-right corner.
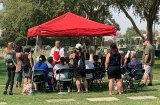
[
  {"x1": 9, "y1": 91, "x2": 13, "y2": 95},
  {"x1": 148, "y1": 83, "x2": 152, "y2": 86},
  {"x1": 3, "y1": 91, "x2": 7, "y2": 95}
]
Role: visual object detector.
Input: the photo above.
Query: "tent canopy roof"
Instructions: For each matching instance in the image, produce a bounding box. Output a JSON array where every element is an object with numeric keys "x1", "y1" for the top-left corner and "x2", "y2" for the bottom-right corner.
[{"x1": 27, "y1": 12, "x2": 116, "y2": 37}]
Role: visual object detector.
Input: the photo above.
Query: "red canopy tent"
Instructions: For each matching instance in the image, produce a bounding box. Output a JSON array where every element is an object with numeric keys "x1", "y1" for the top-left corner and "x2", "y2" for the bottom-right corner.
[{"x1": 27, "y1": 12, "x2": 116, "y2": 37}]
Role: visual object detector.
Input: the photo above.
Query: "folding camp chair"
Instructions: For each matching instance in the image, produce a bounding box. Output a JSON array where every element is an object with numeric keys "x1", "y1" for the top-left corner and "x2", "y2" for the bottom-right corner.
[
  {"x1": 56, "y1": 68, "x2": 74, "y2": 94},
  {"x1": 32, "y1": 69, "x2": 46, "y2": 92},
  {"x1": 86, "y1": 69, "x2": 94, "y2": 90},
  {"x1": 93, "y1": 67, "x2": 106, "y2": 88},
  {"x1": 123, "y1": 69, "x2": 145, "y2": 92}
]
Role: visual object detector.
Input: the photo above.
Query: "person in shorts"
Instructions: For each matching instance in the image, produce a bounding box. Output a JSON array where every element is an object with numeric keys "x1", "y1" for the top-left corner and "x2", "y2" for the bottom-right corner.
[
  {"x1": 70, "y1": 43, "x2": 88, "y2": 93},
  {"x1": 142, "y1": 39, "x2": 155, "y2": 86},
  {"x1": 22, "y1": 46, "x2": 34, "y2": 94},
  {"x1": 105, "y1": 43, "x2": 122, "y2": 96}
]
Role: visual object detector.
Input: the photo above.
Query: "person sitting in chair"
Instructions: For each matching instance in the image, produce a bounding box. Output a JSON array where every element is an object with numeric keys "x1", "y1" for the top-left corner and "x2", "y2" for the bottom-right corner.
[
  {"x1": 53, "y1": 57, "x2": 70, "y2": 92},
  {"x1": 34, "y1": 55, "x2": 52, "y2": 90},
  {"x1": 47, "y1": 56, "x2": 54, "y2": 90},
  {"x1": 65, "y1": 56, "x2": 73, "y2": 68},
  {"x1": 93, "y1": 55, "x2": 106, "y2": 79},
  {"x1": 93, "y1": 55, "x2": 101, "y2": 68},
  {"x1": 124, "y1": 51, "x2": 142, "y2": 80}
]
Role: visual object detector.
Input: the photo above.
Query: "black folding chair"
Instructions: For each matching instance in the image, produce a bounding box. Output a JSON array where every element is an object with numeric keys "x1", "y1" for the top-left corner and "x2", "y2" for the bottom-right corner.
[
  {"x1": 56, "y1": 68, "x2": 74, "y2": 94},
  {"x1": 93, "y1": 67, "x2": 106, "y2": 88},
  {"x1": 32, "y1": 69, "x2": 46, "y2": 92}
]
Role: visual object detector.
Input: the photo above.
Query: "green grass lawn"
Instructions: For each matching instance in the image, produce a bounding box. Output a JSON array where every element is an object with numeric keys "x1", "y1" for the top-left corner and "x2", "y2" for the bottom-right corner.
[{"x1": 0, "y1": 58, "x2": 160, "y2": 105}]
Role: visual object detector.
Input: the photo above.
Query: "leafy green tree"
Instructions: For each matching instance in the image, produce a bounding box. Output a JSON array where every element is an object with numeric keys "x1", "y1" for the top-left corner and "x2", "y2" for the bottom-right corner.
[
  {"x1": 125, "y1": 27, "x2": 146, "y2": 38},
  {"x1": 0, "y1": 0, "x2": 119, "y2": 46},
  {"x1": 112, "y1": 0, "x2": 160, "y2": 44},
  {"x1": 125, "y1": 27, "x2": 146, "y2": 44},
  {"x1": 0, "y1": 37, "x2": 6, "y2": 47},
  {"x1": 0, "y1": 0, "x2": 33, "y2": 43}
]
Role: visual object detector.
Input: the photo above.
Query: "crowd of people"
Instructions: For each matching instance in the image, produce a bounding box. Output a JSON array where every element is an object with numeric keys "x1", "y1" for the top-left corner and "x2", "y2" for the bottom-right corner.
[{"x1": 3, "y1": 39, "x2": 155, "y2": 96}]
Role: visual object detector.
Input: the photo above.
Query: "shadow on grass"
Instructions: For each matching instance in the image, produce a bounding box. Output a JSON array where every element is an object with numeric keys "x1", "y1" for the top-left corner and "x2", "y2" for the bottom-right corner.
[
  {"x1": 123, "y1": 87, "x2": 158, "y2": 94},
  {"x1": 140, "y1": 88, "x2": 158, "y2": 92},
  {"x1": 89, "y1": 82, "x2": 109, "y2": 92},
  {"x1": 153, "y1": 83, "x2": 160, "y2": 86}
]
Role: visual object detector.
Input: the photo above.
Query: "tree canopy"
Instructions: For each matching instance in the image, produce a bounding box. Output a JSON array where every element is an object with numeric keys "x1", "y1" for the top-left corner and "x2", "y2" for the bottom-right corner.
[
  {"x1": 112, "y1": 0, "x2": 160, "y2": 44},
  {"x1": 0, "y1": 0, "x2": 119, "y2": 46}
]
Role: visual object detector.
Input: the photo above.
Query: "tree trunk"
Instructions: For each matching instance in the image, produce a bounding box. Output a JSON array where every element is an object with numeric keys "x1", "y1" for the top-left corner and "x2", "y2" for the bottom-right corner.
[
  {"x1": 146, "y1": 20, "x2": 153, "y2": 44},
  {"x1": 114, "y1": 0, "x2": 145, "y2": 40}
]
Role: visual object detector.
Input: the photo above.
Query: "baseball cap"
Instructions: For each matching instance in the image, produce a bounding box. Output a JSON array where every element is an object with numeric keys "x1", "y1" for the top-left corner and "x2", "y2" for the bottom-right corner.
[
  {"x1": 143, "y1": 38, "x2": 149, "y2": 43},
  {"x1": 75, "y1": 43, "x2": 82, "y2": 50}
]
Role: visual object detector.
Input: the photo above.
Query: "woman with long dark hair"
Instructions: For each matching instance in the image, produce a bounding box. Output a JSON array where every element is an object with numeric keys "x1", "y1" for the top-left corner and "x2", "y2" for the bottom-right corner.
[
  {"x1": 105, "y1": 43, "x2": 122, "y2": 96},
  {"x1": 22, "y1": 46, "x2": 34, "y2": 92},
  {"x1": 3, "y1": 42, "x2": 16, "y2": 95}
]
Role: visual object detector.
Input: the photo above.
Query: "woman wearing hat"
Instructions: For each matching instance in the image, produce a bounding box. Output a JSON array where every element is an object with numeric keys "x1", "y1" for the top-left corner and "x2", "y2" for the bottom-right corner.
[{"x1": 70, "y1": 43, "x2": 88, "y2": 93}]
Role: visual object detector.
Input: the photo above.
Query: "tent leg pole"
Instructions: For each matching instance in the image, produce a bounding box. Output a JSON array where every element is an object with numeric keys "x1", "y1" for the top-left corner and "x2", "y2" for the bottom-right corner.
[
  {"x1": 94, "y1": 37, "x2": 96, "y2": 55},
  {"x1": 26, "y1": 37, "x2": 29, "y2": 46},
  {"x1": 89, "y1": 37, "x2": 91, "y2": 54},
  {"x1": 35, "y1": 35, "x2": 39, "y2": 57}
]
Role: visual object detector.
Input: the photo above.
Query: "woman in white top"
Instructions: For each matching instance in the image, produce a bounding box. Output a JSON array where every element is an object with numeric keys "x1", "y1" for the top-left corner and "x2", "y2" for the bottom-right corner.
[{"x1": 53, "y1": 57, "x2": 70, "y2": 92}]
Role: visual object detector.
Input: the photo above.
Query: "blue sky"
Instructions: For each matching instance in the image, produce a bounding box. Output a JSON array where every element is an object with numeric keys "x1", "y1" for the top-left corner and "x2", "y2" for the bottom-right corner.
[{"x1": 111, "y1": 9, "x2": 160, "y2": 34}]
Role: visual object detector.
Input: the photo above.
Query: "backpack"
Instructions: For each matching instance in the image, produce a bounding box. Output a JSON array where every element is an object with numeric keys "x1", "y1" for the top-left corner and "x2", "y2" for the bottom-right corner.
[
  {"x1": 4, "y1": 54, "x2": 13, "y2": 61},
  {"x1": 4, "y1": 53, "x2": 15, "y2": 69}
]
